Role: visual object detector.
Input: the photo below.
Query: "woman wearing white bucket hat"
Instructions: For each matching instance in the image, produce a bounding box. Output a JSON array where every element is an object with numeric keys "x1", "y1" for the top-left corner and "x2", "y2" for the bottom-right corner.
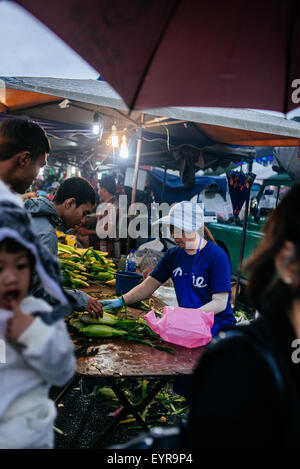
[{"x1": 101, "y1": 201, "x2": 236, "y2": 338}]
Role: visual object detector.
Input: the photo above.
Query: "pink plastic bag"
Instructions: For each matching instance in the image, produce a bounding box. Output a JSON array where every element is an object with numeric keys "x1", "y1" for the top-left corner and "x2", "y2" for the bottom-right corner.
[{"x1": 144, "y1": 306, "x2": 214, "y2": 349}]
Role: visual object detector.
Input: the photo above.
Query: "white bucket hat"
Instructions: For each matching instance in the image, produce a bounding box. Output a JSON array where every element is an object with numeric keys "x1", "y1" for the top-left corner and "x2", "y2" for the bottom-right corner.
[{"x1": 152, "y1": 201, "x2": 204, "y2": 233}]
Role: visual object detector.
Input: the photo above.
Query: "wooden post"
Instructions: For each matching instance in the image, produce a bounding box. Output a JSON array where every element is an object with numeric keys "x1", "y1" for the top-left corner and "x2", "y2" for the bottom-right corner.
[{"x1": 127, "y1": 114, "x2": 144, "y2": 253}]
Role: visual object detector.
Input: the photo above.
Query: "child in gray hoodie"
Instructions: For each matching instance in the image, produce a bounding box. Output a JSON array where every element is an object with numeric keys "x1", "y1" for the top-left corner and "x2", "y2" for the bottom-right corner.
[{"x1": 0, "y1": 186, "x2": 75, "y2": 449}]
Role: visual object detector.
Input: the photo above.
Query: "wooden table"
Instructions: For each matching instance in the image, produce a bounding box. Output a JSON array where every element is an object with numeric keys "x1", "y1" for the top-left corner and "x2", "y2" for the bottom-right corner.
[{"x1": 61, "y1": 285, "x2": 204, "y2": 447}]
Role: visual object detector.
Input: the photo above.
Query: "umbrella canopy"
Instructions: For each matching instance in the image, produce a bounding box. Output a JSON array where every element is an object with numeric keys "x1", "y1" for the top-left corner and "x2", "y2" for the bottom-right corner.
[
  {"x1": 1, "y1": 77, "x2": 300, "y2": 146},
  {"x1": 0, "y1": 77, "x2": 300, "y2": 186},
  {"x1": 1, "y1": 76, "x2": 300, "y2": 182},
  {"x1": 17, "y1": 0, "x2": 300, "y2": 113}
]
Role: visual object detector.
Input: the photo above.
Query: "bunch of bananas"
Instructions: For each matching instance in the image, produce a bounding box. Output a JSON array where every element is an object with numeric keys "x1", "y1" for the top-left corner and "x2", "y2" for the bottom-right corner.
[{"x1": 58, "y1": 243, "x2": 116, "y2": 289}]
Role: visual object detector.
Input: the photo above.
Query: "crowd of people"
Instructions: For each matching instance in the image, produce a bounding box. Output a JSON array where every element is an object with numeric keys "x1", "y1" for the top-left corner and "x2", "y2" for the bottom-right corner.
[{"x1": 0, "y1": 116, "x2": 299, "y2": 448}]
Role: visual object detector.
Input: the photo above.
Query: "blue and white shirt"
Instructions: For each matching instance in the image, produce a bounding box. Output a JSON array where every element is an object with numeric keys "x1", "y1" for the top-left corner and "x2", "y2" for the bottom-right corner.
[{"x1": 150, "y1": 241, "x2": 234, "y2": 318}]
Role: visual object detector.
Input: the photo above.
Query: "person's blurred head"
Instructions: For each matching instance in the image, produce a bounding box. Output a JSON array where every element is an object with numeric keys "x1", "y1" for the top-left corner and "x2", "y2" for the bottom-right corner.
[
  {"x1": 0, "y1": 118, "x2": 50, "y2": 194},
  {"x1": 0, "y1": 238, "x2": 35, "y2": 309},
  {"x1": 53, "y1": 177, "x2": 96, "y2": 228},
  {"x1": 90, "y1": 173, "x2": 99, "y2": 189},
  {"x1": 245, "y1": 185, "x2": 300, "y2": 317},
  {"x1": 169, "y1": 225, "x2": 199, "y2": 249},
  {"x1": 153, "y1": 201, "x2": 204, "y2": 250},
  {"x1": 98, "y1": 175, "x2": 116, "y2": 201}
]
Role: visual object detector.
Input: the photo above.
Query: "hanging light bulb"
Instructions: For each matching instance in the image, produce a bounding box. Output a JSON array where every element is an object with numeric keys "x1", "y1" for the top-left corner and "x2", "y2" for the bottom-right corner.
[
  {"x1": 93, "y1": 123, "x2": 100, "y2": 134},
  {"x1": 111, "y1": 124, "x2": 119, "y2": 148},
  {"x1": 92, "y1": 112, "x2": 100, "y2": 134},
  {"x1": 38, "y1": 166, "x2": 44, "y2": 177},
  {"x1": 120, "y1": 135, "x2": 128, "y2": 158}
]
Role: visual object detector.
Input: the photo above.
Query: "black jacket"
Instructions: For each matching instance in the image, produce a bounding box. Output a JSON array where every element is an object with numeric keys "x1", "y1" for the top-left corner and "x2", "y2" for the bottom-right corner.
[{"x1": 185, "y1": 315, "x2": 300, "y2": 448}]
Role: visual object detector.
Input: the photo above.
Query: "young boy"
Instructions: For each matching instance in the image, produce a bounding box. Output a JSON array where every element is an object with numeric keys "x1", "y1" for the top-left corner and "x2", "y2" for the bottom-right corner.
[{"x1": 0, "y1": 201, "x2": 75, "y2": 448}]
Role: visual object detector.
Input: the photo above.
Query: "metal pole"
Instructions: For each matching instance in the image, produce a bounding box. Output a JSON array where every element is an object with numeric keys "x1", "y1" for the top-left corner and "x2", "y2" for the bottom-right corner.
[
  {"x1": 143, "y1": 119, "x2": 186, "y2": 129},
  {"x1": 144, "y1": 116, "x2": 170, "y2": 125},
  {"x1": 131, "y1": 114, "x2": 144, "y2": 206},
  {"x1": 161, "y1": 165, "x2": 167, "y2": 201},
  {"x1": 234, "y1": 156, "x2": 254, "y2": 308},
  {"x1": 127, "y1": 114, "x2": 144, "y2": 253}
]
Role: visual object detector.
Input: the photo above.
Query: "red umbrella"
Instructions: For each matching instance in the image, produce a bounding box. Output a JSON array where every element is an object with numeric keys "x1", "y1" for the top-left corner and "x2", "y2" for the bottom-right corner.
[{"x1": 17, "y1": 0, "x2": 300, "y2": 113}]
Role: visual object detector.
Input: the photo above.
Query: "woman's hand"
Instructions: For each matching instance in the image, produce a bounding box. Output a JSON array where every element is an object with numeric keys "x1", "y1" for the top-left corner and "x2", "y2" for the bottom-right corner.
[
  {"x1": 6, "y1": 300, "x2": 34, "y2": 341},
  {"x1": 100, "y1": 297, "x2": 124, "y2": 311}
]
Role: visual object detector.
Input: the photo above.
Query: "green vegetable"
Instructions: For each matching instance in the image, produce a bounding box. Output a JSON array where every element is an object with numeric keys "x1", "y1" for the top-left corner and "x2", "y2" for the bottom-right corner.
[
  {"x1": 95, "y1": 272, "x2": 114, "y2": 281},
  {"x1": 69, "y1": 318, "x2": 86, "y2": 331},
  {"x1": 70, "y1": 310, "x2": 175, "y2": 354},
  {"x1": 90, "y1": 248, "x2": 106, "y2": 264},
  {"x1": 96, "y1": 386, "x2": 117, "y2": 400},
  {"x1": 82, "y1": 325, "x2": 128, "y2": 338},
  {"x1": 80, "y1": 312, "x2": 118, "y2": 326},
  {"x1": 141, "y1": 379, "x2": 148, "y2": 400},
  {"x1": 70, "y1": 278, "x2": 90, "y2": 288}
]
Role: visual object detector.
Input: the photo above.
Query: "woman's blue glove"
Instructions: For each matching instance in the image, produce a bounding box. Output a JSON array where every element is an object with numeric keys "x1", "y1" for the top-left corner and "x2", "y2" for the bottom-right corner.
[{"x1": 100, "y1": 297, "x2": 124, "y2": 311}]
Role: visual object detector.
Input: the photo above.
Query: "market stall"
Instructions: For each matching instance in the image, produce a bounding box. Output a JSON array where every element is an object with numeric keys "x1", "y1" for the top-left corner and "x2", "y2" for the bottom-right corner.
[
  {"x1": 66, "y1": 285, "x2": 203, "y2": 448},
  {"x1": 54, "y1": 239, "x2": 204, "y2": 446},
  {"x1": 2, "y1": 76, "x2": 300, "y2": 199},
  {"x1": 2, "y1": 76, "x2": 300, "y2": 447}
]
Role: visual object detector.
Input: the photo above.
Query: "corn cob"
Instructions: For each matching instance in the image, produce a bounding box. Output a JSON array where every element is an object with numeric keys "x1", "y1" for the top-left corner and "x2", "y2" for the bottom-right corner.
[
  {"x1": 69, "y1": 312, "x2": 175, "y2": 353},
  {"x1": 70, "y1": 274, "x2": 88, "y2": 281},
  {"x1": 96, "y1": 387, "x2": 117, "y2": 399},
  {"x1": 58, "y1": 242, "x2": 116, "y2": 287},
  {"x1": 58, "y1": 243, "x2": 77, "y2": 254},
  {"x1": 60, "y1": 259, "x2": 87, "y2": 271},
  {"x1": 82, "y1": 325, "x2": 128, "y2": 338},
  {"x1": 95, "y1": 272, "x2": 114, "y2": 281},
  {"x1": 80, "y1": 312, "x2": 118, "y2": 326},
  {"x1": 69, "y1": 318, "x2": 86, "y2": 331},
  {"x1": 106, "y1": 279, "x2": 116, "y2": 286},
  {"x1": 71, "y1": 278, "x2": 90, "y2": 288}
]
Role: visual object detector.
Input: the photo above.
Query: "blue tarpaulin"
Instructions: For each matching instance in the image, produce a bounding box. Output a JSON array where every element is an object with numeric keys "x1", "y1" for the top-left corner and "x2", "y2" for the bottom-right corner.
[{"x1": 148, "y1": 168, "x2": 227, "y2": 204}]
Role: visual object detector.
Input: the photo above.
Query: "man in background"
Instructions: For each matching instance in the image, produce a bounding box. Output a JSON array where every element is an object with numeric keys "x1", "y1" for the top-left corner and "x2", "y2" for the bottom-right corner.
[
  {"x1": 0, "y1": 117, "x2": 49, "y2": 194},
  {"x1": 76, "y1": 175, "x2": 121, "y2": 258},
  {"x1": 25, "y1": 177, "x2": 103, "y2": 316}
]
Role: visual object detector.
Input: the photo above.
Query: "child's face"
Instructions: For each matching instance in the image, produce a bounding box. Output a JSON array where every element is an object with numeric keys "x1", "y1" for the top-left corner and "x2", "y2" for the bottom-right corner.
[{"x1": 0, "y1": 249, "x2": 31, "y2": 309}]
